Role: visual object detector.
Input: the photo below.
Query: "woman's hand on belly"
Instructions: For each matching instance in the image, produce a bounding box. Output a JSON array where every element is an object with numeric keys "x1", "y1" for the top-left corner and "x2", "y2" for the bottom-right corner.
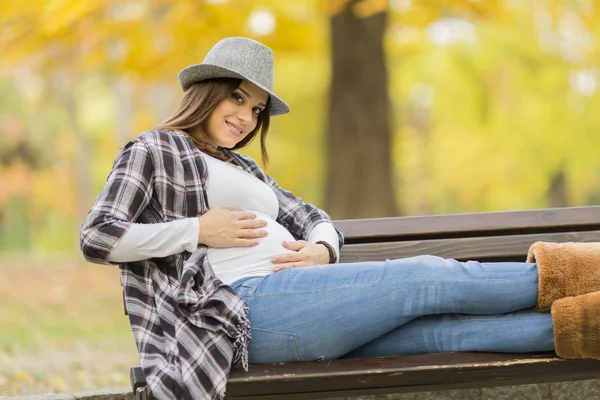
[
  {"x1": 198, "y1": 208, "x2": 268, "y2": 248},
  {"x1": 271, "y1": 240, "x2": 331, "y2": 271}
]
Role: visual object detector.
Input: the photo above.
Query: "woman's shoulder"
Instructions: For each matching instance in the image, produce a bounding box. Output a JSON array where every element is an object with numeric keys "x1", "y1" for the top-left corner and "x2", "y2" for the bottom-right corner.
[
  {"x1": 227, "y1": 151, "x2": 271, "y2": 184},
  {"x1": 228, "y1": 151, "x2": 263, "y2": 171},
  {"x1": 130, "y1": 130, "x2": 195, "y2": 152},
  {"x1": 134, "y1": 129, "x2": 188, "y2": 143},
  {"x1": 230, "y1": 151, "x2": 256, "y2": 165}
]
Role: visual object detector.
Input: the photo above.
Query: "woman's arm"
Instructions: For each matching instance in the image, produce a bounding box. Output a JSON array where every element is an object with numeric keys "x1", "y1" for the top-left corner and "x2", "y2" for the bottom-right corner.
[
  {"x1": 107, "y1": 218, "x2": 199, "y2": 262},
  {"x1": 80, "y1": 138, "x2": 155, "y2": 265}
]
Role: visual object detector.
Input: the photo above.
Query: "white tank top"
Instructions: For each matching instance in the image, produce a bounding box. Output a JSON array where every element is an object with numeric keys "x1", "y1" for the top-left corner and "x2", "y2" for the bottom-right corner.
[{"x1": 203, "y1": 153, "x2": 296, "y2": 284}]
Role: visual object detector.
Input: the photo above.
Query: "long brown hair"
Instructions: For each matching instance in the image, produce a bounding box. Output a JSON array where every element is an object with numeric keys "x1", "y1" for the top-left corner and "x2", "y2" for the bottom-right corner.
[{"x1": 154, "y1": 78, "x2": 271, "y2": 166}]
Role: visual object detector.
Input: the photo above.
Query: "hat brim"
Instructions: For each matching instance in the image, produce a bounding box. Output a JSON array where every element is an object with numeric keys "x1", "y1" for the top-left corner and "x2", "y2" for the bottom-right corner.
[{"x1": 178, "y1": 64, "x2": 290, "y2": 116}]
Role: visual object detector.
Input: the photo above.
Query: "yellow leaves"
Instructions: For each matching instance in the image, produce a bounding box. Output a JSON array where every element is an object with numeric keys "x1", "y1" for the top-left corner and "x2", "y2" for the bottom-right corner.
[
  {"x1": 0, "y1": 0, "x2": 387, "y2": 76},
  {"x1": 41, "y1": 0, "x2": 100, "y2": 36},
  {"x1": 323, "y1": 0, "x2": 389, "y2": 18},
  {"x1": 323, "y1": 0, "x2": 350, "y2": 17},
  {"x1": 353, "y1": 0, "x2": 388, "y2": 18},
  {"x1": 12, "y1": 371, "x2": 33, "y2": 384},
  {"x1": 388, "y1": 14, "x2": 600, "y2": 215},
  {"x1": 1, "y1": 0, "x2": 600, "y2": 231},
  {"x1": 1, "y1": 0, "x2": 598, "y2": 78},
  {"x1": 5, "y1": 371, "x2": 38, "y2": 394},
  {"x1": 2, "y1": 1, "x2": 113, "y2": 69},
  {"x1": 48, "y1": 375, "x2": 69, "y2": 393}
]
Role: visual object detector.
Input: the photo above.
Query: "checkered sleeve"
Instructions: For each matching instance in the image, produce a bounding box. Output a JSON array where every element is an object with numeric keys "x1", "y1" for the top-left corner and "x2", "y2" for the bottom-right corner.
[
  {"x1": 225, "y1": 150, "x2": 344, "y2": 248},
  {"x1": 263, "y1": 172, "x2": 344, "y2": 249},
  {"x1": 80, "y1": 137, "x2": 155, "y2": 265}
]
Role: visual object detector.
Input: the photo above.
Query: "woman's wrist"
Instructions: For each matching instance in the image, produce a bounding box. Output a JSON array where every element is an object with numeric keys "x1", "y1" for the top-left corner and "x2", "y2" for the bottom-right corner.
[{"x1": 316, "y1": 241, "x2": 336, "y2": 264}]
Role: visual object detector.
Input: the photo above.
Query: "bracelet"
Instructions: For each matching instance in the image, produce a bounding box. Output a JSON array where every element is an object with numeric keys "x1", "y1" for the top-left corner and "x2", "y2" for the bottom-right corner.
[{"x1": 316, "y1": 241, "x2": 336, "y2": 264}]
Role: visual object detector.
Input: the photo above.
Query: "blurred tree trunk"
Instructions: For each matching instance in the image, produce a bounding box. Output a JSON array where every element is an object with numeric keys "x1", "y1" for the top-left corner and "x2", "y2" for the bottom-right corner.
[
  {"x1": 548, "y1": 169, "x2": 569, "y2": 208},
  {"x1": 325, "y1": 1, "x2": 399, "y2": 219}
]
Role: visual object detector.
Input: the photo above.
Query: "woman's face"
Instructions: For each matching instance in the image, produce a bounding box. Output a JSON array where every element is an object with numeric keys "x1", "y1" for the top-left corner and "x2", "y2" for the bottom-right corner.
[{"x1": 205, "y1": 80, "x2": 269, "y2": 149}]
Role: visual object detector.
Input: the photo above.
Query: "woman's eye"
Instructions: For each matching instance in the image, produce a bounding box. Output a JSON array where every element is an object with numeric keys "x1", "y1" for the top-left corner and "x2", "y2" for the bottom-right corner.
[
  {"x1": 232, "y1": 93, "x2": 243, "y2": 103},
  {"x1": 253, "y1": 107, "x2": 262, "y2": 116}
]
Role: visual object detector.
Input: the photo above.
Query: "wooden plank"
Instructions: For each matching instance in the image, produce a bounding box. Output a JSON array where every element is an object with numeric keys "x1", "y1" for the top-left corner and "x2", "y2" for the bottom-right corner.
[
  {"x1": 334, "y1": 206, "x2": 600, "y2": 242},
  {"x1": 339, "y1": 230, "x2": 600, "y2": 263},
  {"x1": 226, "y1": 353, "x2": 600, "y2": 399}
]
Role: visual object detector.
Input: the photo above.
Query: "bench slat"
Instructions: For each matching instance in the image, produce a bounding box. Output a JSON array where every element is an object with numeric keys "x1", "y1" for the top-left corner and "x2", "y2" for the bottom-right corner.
[
  {"x1": 339, "y1": 230, "x2": 600, "y2": 263},
  {"x1": 226, "y1": 353, "x2": 600, "y2": 399},
  {"x1": 335, "y1": 206, "x2": 600, "y2": 242}
]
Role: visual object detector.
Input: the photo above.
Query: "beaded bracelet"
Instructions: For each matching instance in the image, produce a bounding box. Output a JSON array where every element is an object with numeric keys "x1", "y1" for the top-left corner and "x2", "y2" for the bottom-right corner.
[{"x1": 316, "y1": 240, "x2": 336, "y2": 264}]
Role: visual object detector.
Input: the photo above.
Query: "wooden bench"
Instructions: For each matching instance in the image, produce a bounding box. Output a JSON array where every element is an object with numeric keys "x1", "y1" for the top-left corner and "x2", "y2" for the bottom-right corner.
[{"x1": 128, "y1": 206, "x2": 600, "y2": 399}]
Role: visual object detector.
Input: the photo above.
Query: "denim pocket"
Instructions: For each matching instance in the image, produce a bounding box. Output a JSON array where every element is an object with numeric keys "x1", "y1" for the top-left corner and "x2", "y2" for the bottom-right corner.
[
  {"x1": 241, "y1": 277, "x2": 265, "y2": 296},
  {"x1": 248, "y1": 328, "x2": 304, "y2": 364},
  {"x1": 230, "y1": 276, "x2": 263, "y2": 297}
]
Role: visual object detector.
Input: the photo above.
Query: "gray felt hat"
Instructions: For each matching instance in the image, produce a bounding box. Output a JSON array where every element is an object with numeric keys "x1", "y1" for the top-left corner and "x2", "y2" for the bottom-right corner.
[{"x1": 178, "y1": 37, "x2": 290, "y2": 116}]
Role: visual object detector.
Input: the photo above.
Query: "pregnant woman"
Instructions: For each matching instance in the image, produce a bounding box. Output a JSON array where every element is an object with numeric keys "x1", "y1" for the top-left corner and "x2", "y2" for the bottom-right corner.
[{"x1": 80, "y1": 37, "x2": 600, "y2": 400}]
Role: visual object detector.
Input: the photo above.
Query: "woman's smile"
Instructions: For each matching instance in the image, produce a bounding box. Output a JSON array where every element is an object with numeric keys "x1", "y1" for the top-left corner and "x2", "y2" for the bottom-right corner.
[{"x1": 226, "y1": 121, "x2": 244, "y2": 137}]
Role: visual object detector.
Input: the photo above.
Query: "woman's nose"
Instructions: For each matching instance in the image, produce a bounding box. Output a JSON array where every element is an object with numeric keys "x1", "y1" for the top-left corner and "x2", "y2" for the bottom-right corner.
[{"x1": 236, "y1": 107, "x2": 252, "y2": 122}]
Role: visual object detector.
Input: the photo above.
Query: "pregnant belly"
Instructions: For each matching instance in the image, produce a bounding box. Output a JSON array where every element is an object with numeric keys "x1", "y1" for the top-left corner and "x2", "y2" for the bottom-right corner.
[{"x1": 207, "y1": 212, "x2": 297, "y2": 273}]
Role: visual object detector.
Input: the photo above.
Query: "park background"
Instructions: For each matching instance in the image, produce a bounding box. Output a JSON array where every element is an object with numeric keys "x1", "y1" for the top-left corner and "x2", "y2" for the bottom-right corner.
[{"x1": 1, "y1": 0, "x2": 600, "y2": 396}]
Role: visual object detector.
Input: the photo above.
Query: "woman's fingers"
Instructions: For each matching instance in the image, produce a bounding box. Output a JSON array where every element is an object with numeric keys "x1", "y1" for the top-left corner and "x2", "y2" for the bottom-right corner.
[
  {"x1": 235, "y1": 211, "x2": 257, "y2": 220},
  {"x1": 282, "y1": 240, "x2": 307, "y2": 251},
  {"x1": 238, "y1": 218, "x2": 267, "y2": 229},
  {"x1": 236, "y1": 217, "x2": 267, "y2": 239},
  {"x1": 273, "y1": 261, "x2": 314, "y2": 272},
  {"x1": 272, "y1": 253, "x2": 303, "y2": 264},
  {"x1": 232, "y1": 238, "x2": 261, "y2": 247},
  {"x1": 237, "y1": 228, "x2": 268, "y2": 238}
]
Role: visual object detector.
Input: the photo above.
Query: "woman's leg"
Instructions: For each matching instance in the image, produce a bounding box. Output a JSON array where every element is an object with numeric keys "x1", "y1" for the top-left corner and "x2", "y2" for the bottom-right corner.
[
  {"x1": 342, "y1": 310, "x2": 554, "y2": 358},
  {"x1": 231, "y1": 255, "x2": 539, "y2": 363}
]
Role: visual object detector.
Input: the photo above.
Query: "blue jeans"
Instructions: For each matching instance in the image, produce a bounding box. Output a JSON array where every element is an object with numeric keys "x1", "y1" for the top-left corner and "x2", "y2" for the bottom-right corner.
[{"x1": 229, "y1": 256, "x2": 555, "y2": 364}]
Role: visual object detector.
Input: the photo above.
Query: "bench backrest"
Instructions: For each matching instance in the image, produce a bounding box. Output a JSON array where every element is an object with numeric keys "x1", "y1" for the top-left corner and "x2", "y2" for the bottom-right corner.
[{"x1": 336, "y1": 206, "x2": 600, "y2": 263}]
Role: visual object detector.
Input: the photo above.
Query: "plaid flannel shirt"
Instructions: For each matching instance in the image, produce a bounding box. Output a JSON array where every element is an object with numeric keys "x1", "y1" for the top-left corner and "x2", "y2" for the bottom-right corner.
[{"x1": 79, "y1": 130, "x2": 343, "y2": 400}]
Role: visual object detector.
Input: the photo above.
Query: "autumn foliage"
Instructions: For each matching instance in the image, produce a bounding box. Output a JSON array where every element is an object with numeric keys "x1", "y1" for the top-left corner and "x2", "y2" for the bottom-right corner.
[{"x1": 1, "y1": 0, "x2": 600, "y2": 251}]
